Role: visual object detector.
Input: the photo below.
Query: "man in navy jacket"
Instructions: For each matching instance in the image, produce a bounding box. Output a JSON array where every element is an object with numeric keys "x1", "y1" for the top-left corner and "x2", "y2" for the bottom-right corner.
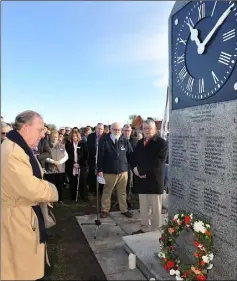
[{"x1": 97, "y1": 122, "x2": 133, "y2": 218}]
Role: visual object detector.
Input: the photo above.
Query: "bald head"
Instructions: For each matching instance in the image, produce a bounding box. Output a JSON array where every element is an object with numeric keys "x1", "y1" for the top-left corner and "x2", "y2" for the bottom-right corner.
[{"x1": 111, "y1": 122, "x2": 122, "y2": 139}]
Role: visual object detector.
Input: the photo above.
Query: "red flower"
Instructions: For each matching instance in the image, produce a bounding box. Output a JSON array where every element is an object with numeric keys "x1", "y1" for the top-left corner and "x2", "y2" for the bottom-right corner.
[
  {"x1": 163, "y1": 264, "x2": 169, "y2": 271},
  {"x1": 186, "y1": 270, "x2": 191, "y2": 276},
  {"x1": 184, "y1": 216, "x2": 191, "y2": 224},
  {"x1": 181, "y1": 274, "x2": 187, "y2": 278},
  {"x1": 159, "y1": 236, "x2": 164, "y2": 241},
  {"x1": 194, "y1": 241, "x2": 200, "y2": 248},
  {"x1": 170, "y1": 245, "x2": 175, "y2": 250},
  {"x1": 166, "y1": 260, "x2": 175, "y2": 269},
  {"x1": 196, "y1": 274, "x2": 207, "y2": 281},
  {"x1": 205, "y1": 230, "x2": 211, "y2": 237},
  {"x1": 199, "y1": 260, "x2": 205, "y2": 266}
]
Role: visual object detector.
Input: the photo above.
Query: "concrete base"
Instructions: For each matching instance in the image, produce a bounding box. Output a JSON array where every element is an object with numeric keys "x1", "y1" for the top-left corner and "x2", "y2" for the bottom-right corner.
[{"x1": 123, "y1": 231, "x2": 173, "y2": 280}]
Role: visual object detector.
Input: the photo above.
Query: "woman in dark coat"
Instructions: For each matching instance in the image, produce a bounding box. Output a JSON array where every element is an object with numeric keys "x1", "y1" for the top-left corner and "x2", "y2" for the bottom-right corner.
[
  {"x1": 66, "y1": 130, "x2": 89, "y2": 201},
  {"x1": 131, "y1": 119, "x2": 168, "y2": 234}
]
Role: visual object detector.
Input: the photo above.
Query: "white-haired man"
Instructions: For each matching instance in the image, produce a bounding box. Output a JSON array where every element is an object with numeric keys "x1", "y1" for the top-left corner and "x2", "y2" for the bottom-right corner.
[
  {"x1": 98, "y1": 122, "x2": 133, "y2": 218},
  {"x1": 1, "y1": 110, "x2": 58, "y2": 280},
  {"x1": 132, "y1": 119, "x2": 168, "y2": 234}
]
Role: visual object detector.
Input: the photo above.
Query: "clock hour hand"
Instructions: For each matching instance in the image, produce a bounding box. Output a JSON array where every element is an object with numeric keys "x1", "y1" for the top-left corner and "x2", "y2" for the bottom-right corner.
[
  {"x1": 197, "y1": 3, "x2": 234, "y2": 54},
  {"x1": 187, "y1": 21, "x2": 202, "y2": 48}
]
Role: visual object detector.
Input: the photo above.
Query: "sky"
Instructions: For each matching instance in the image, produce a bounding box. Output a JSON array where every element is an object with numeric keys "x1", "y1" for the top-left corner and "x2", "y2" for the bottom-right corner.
[{"x1": 2, "y1": 1, "x2": 174, "y2": 128}]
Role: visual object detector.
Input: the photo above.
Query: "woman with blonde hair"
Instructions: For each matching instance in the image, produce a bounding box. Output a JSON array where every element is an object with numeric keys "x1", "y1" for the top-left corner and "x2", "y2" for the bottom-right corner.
[
  {"x1": 67, "y1": 130, "x2": 89, "y2": 201},
  {"x1": 45, "y1": 130, "x2": 68, "y2": 203}
]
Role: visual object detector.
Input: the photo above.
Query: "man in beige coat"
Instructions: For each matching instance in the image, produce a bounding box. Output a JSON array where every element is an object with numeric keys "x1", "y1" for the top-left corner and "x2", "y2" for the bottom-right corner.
[{"x1": 1, "y1": 110, "x2": 59, "y2": 280}]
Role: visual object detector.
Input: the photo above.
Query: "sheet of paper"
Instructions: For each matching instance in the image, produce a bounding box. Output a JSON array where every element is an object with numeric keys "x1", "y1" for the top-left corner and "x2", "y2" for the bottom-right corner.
[{"x1": 97, "y1": 176, "x2": 105, "y2": 185}]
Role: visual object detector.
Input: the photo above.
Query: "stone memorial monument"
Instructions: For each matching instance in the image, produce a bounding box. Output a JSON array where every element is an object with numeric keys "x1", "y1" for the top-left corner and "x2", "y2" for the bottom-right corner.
[{"x1": 168, "y1": 1, "x2": 237, "y2": 279}]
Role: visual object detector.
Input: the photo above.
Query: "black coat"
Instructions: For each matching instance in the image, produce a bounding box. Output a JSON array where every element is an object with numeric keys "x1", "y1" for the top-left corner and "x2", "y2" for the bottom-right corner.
[
  {"x1": 87, "y1": 132, "x2": 105, "y2": 167},
  {"x1": 97, "y1": 133, "x2": 132, "y2": 174},
  {"x1": 37, "y1": 138, "x2": 51, "y2": 168},
  {"x1": 132, "y1": 134, "x2": 168, "y2": 195},
  {"x1": 129, "y1": 136, "x2": 138, "y2": 151},
  {"x1": 67, "y1": 140, "x2": 88, "y2": 175}
]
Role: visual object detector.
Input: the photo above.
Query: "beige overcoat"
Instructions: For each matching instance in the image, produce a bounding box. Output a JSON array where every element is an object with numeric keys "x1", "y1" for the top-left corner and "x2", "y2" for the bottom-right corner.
[{"x1": 1, "y1": 139, "x2": 59, "y2": 280}]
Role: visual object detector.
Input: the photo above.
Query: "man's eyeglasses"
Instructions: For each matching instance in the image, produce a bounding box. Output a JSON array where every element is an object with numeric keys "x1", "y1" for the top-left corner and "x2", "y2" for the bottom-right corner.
[{"x1": 1, "y1": 132, "x2": 7, "y2": 136}]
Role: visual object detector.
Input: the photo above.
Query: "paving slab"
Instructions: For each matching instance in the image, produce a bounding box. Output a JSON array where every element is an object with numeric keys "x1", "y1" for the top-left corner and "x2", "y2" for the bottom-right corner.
[
  {"x1": 107, "y1": 269, "x2": 147, "y2": 280},
  {"x1": 123, "y1": 231, "x2": 173, "y2": 280},
  {"x1": 76, "y1": 212, "x2": 146, "y2": 280}
]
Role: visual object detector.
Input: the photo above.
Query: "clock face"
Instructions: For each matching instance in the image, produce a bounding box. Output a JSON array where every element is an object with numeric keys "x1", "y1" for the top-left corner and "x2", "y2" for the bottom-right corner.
[{"x1": 172, "y1": 1, "x2": 237, "y2": 102}]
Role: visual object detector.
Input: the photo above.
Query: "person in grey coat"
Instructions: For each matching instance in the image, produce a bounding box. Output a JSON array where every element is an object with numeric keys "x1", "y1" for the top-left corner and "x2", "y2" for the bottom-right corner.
[{"x1": 45, "y1": 130, "x2": 68, "y2": 203}]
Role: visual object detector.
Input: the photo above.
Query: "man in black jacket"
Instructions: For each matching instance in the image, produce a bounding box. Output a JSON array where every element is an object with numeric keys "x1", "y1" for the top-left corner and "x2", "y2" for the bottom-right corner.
[
  {"x1": 97, "y1": 122, "x2": 133, "y2": 218},
  {"x1": 122, "y1": 124, "x2": 137, "y2": 208},
  {"x1": 87, "y1": 123, "x2": 105, "y2": 194},
  {"x1": 131, "y1": 119, "x2": 168, "y2": 234}
]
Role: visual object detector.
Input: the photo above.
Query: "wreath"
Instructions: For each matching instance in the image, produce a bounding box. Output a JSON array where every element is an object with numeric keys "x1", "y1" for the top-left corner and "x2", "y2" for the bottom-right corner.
[{"x1": 158, "y1": 212, "x2": 214, "y2": 281}]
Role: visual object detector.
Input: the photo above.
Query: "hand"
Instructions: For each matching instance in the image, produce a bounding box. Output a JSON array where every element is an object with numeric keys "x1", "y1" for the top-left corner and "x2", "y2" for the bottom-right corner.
[
  {"x1": 133, "y1": 167, "x2": 139, "y2": 177},
  {"x1": 139, "y1": 174, "x2": 146, "y2": 179},
  {"x1": 186, "y1": 21, "x2": 202, "y2": 49},
  {"x1": 73, "y1": 163, "x2": 79, "y2": 168},
  {"x1": 197, "y1": 3, "x2": 234, "y2": 54},
  {"x1": 54, "y1": 160, "x2": 60, "y2": 166},
  {"x1": 98, "y1": 172, "x2": 103, "y2": 177}
]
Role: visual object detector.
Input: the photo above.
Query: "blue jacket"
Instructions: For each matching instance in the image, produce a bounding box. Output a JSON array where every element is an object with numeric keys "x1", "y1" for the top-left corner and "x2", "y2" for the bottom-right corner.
[{"x1": 97, "y1": 133, "x2": 132, "y2": 174}]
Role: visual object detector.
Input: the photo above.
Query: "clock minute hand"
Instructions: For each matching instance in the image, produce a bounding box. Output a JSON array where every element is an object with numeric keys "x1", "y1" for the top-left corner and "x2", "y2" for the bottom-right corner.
[{"x1": 197, "y1": 3, "x2": 234, "y2": 55}]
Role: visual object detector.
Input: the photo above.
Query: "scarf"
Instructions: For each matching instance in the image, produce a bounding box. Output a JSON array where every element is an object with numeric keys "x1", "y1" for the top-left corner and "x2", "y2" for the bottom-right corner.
[{"x1": 7, "y1": 130, "x2": 47, "y2": 243}]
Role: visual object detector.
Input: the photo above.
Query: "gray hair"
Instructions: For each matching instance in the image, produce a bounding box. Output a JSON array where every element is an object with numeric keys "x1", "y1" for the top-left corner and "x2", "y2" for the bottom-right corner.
[
  {"x1": 13, "y1": 110, "x2": 42, "y2": 130},
  {"x1": 143, "y1": 119, "x2": 157, "y2": 129},
  {"x1": 123, "y1": 124, "x2": 132, "y2": 130},
  {"x1": 1, "y1": 122, "x2": 8, "y2": 129}
]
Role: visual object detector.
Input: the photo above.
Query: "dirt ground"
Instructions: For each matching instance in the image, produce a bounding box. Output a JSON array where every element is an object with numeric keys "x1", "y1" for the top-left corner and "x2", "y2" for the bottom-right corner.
[{"x1": 45, "y1": 187, "x2": 139, "y2": 280}]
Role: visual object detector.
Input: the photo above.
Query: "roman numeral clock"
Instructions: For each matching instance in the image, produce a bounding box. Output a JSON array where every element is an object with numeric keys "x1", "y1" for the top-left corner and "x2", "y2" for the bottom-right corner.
[{"x1": 170, "y1": 1, "x2": 237, "y2": 110}]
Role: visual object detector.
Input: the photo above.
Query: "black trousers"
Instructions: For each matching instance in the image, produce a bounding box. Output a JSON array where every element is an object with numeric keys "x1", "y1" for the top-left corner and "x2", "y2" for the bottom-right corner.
[
  {"x1": 69, "y1": 167, "x2": 89, "y2": 201},
  {"x1": 88, "y1": 166, "x2": 104, "y2": 195},
  {"x1": 45, "y1": 173, "x2": 65, "y2": 202}
]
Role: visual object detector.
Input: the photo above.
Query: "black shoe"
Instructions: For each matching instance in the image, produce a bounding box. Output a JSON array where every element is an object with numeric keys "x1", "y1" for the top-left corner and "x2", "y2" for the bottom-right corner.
[
  {"x1": 121, "y1": 211, "x2": 133, "y2": 218},
  {"x1": 100, "y1": 212, "x2": 109, "y2": 218},
  {"x1": 132, "y1": 229, "x2": 145, "y2": 235},
  {"x1": 162, "y1": 207, "x2": 168, "y2": 214}
]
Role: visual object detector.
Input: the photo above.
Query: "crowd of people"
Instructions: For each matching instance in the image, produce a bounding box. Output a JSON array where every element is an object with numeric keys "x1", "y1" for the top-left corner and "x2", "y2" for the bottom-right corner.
[{"x1": 1, "y1": 110, "x2": 169, "y2": 280}]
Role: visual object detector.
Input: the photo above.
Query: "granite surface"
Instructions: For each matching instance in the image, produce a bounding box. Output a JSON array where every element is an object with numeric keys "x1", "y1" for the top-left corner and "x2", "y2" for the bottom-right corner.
[{"x1": 168, "y1": 2, "x2": 237, "y2": 279}]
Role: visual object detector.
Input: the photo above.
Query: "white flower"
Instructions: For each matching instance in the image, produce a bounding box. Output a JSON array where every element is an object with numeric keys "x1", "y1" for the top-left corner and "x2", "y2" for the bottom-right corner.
[
  {"x1": 170, "y1": 269, "x2": 176, "y2": 276},
  {"x1": 175, "y1": 270, "x2": 180, "y2": 276},
  {"x1": 158, "y1": 252, "x2": 165, "y2": 258},
  {"x1": 202, "y1": 253, "x2": 214, "y2": 263},
  {"x1": 181, "y1": 214, "x2": 184, "y2": 217},
  {"x1": 208, "y1": 253, "x2": 214, "y2": 261},
  {"x1": 202, "y1": 255, "x2": 209, "y2": 263},
  {"x1": 193, "y1": 221, "x2": 206, "y2": 233},
  {"x1": 207, "y1": 263, "x2": 213, "y2": 269},
  {"x1": 176, "y1": 276, "x2": 183, "y2": 281},
  {"x1": 206, "y1": 224, "x2": 210, "y2": 228},
  {"x1": 177, "y1": 219, "x2": 182, "y2": 225},
  {"x1": 174, "y1": 214, "x2": 179, "y2": 220},
  {"x1": 190, "y1": 213, "x2": 193, "y2": 219}
]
